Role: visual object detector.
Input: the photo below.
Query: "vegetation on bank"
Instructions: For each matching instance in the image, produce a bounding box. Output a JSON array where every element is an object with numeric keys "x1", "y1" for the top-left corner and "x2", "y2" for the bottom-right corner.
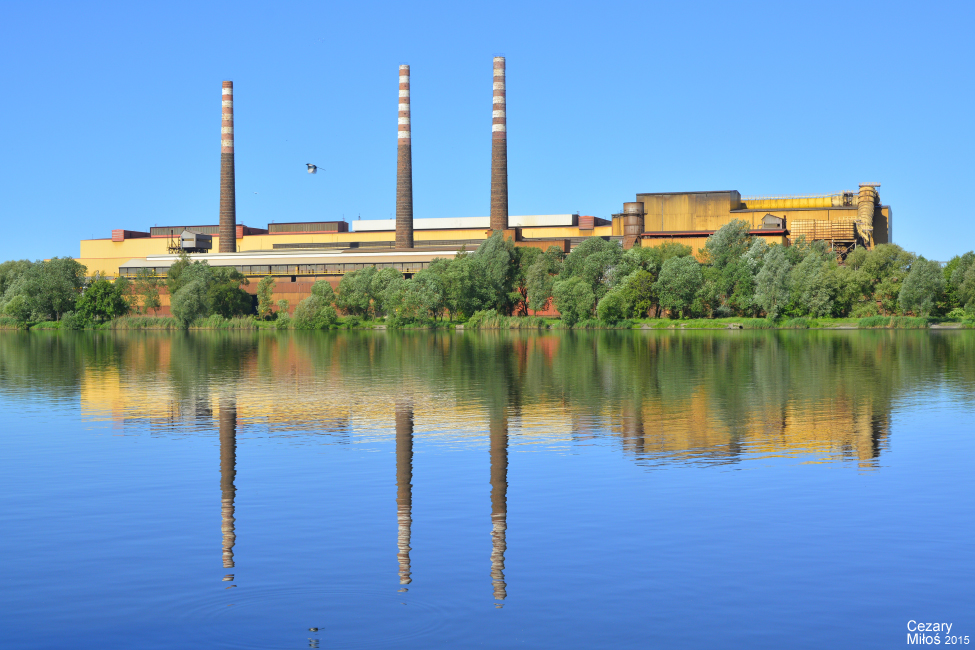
[{"x1": 3, "y1": 221, "x2": 975, "y2": 331}]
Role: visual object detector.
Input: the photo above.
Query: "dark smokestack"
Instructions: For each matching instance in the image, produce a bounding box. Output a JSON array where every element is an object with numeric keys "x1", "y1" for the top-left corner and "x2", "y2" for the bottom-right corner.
[
  {"x1": 395, "y1": 401, "x2": 414, "y2": 585},
  {"x1": 489, "y1": 413, "x2": 508, "y2": 601},
  {"x1": 490, "y1": 57, "x2": 508, "y2": 231},
  {"x1": 219, "y1": 81, "x2": 236, "y2": 253},
  {"x1": 396, "y1": 65, "x2": 414, "y2": 249},
  {"x1": 219, "y1": 399, "x2": 237, "y2": 569}
]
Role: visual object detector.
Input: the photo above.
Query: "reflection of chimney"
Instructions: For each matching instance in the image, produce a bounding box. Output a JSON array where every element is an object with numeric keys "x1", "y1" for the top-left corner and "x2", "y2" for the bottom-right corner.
[
  {"x1": 490, "y1": 57, "x2": 508, "y2": 231},
  {"x1": 219, "y1": 81, "x2": 236, "y2": 253},
  {"x1": 395, "y1": 65, "x2": 414, "y2": 249},
  {"x1": 621, "y1": 400, "x2": 645, "y2": 454},
  {"x1": 395, "y1": 401, "x2": 414, "y2": 585},
  {"x1": 219, "y1": 399, "x2": 237, "y2": 570},
  {"x1": 489, "y1": 413, "x2": 508, "y2": 601}
]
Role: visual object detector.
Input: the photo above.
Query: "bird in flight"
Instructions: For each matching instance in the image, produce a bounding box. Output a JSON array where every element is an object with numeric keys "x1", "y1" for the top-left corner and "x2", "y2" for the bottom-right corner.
[{"x1": 306, "y1": 163, "x2": 319, "y2": 174}]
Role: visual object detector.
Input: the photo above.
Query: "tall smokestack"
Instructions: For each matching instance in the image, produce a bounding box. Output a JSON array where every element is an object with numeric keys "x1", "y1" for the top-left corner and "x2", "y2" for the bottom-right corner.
[
  {"x1": 396, "y1": 65, "x2": 414, "y2": 249},
  {"x1": 490, "y1": 57, "x2": 508, "y2": 231},
  {"x1": 219, "y1": 81, "x2": 236, "y2": 253}
]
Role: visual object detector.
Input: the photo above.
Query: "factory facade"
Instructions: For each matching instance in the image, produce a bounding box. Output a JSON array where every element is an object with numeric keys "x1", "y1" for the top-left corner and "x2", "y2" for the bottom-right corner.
[{"x1": 76, "y1": 57, "x2": 892, "y2": 312}]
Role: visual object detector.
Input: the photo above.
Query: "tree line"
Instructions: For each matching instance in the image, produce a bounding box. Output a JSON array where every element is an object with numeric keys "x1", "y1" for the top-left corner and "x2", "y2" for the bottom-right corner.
[
  {"x1": 331, "y1": 222, "x2": 975, "y2": 325},
  {"x1": 3, "y1": 221, "x2": 975, "y2": 328}
]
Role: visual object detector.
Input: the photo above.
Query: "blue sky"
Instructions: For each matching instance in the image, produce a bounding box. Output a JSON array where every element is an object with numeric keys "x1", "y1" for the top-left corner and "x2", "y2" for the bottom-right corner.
[{"x1": 1, "y1": 0, "x2": 972, "y2": 262}]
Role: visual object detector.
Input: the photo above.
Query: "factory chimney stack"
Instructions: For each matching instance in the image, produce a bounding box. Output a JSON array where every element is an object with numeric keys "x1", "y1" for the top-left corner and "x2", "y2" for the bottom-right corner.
[
  {"x1": 219, "y1": 81, "x2": 236, "y2": 253},
  {"x1": 490, "y1": 57, "x2": 508, "y2": 231},
  {"x1": 396, "y1": 65, "x2": 414, "y2": 249}
]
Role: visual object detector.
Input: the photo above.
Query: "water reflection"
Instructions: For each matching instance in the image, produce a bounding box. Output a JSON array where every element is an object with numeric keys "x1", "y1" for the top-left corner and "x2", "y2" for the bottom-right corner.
[
  {"x1": 489, "y1": 413, "x2": 508, "y2": 603},
  {"x1": 395, "y1": 401, "x2": 413, "y2": 588},
  {"x1": 2, "y1": 330, "x2": 973, "y2": 471},
  {"x1": 219, "y1": 398, "x2": 237, "y2": 580}
]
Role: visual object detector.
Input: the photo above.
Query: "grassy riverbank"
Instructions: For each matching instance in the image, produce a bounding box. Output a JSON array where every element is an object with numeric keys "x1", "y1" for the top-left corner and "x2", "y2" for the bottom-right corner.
[{"x1": 5, "y1": 312, "x2": 974, "y2": 332}]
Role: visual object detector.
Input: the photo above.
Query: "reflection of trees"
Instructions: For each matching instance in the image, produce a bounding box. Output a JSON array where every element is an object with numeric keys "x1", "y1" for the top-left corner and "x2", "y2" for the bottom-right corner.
[{"x1": 3, "y1": 330, "x2": 974, "y2": 468}]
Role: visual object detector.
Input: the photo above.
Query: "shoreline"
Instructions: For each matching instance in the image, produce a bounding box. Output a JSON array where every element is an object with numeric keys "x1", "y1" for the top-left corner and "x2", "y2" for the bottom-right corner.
[{"x1": 2, "y1": 315, "x2": 972, "y2": 333}]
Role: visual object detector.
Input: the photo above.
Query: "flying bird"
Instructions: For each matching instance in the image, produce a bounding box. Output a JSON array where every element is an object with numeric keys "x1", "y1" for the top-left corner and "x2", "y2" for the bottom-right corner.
[{"x1": 306, "y1": 163, "x2": 319, "y2": 174}]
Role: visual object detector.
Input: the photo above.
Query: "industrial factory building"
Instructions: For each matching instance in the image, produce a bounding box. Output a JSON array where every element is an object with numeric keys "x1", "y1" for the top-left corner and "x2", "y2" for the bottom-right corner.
[{"x1": 76, "y1": 57, "x2": 892, "y2": 311}]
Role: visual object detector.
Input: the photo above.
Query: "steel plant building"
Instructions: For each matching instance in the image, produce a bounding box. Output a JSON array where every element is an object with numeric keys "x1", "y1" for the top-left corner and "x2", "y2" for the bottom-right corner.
[{"x1": 75, "y1": 57, "x2": 891, "y2": 312}]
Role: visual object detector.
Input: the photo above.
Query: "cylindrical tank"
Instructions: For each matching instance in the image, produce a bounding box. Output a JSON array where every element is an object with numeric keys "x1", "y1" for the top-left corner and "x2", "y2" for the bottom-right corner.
[
  {"x1": 622, "y1": 202, "x2": 645, "y2": 249},
  {"x1": 858, "y1": 185, "x2": 878, "y2": 227}
]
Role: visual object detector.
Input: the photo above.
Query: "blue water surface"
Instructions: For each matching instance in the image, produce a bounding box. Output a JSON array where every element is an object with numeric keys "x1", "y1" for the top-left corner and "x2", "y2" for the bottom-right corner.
[{"x1": 0, "y1": 330, "x2": 972, "y2": 649}]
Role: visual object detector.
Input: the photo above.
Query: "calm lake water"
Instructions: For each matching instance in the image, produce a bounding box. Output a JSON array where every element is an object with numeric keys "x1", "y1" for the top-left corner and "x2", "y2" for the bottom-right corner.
[{"x1": 1, "y1": 330, "x2": 973, "y2": 649}]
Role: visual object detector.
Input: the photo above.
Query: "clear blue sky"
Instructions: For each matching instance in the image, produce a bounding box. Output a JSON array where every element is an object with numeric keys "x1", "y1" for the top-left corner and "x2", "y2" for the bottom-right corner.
[{"x1": 1, "y1": 0, "x2": 972, "y2": 262}]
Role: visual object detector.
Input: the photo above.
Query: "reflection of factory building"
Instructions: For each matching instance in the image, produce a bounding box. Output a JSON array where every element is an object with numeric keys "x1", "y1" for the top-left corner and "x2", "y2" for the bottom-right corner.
[{"x1": 75, "y1": 57, "x2": 891, "y2": 309}]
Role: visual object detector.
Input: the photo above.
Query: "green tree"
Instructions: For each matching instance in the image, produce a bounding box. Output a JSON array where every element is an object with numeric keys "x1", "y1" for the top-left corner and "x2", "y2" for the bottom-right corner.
[
  {"x1": 133, "y1": 268, "x2": 161, "y2": 315},
  {"x1": 475, "y1": 231, "x2": 519, "y2": 314},
  {"x1": 552, "y1": 275, "x2": 596, "y2": 326},
  {"x1": 950, "y1": 252, "x2": 975, "y2": 311},
  {"x1": 171, "y1": 280, "x2": 210, "y2": 328},
  {"x1": 626, "y1": 269, "x2": 657, "y2": 317},
  {"x1": 413, "y1": 267, "x2": 449, "y2": 320},
  {"x1": 654, "y1": 256, "x2": 703, "y2": 318},
  {"x1": 368, "y1": 269, "x2": 401, "y2": 317},
  {"x1": 256, "y1": 276, "x2": 276, "y2": 320},
  {"x1": 76, "y1": 279, "x2": 130, "y2": 323},
  {"x1": 596, "y1": 288, "x2": 628, "y2": 324},
  {"x1": 787, "y1": 255, "x2": 837, "y2": 317},
  {"x1": 702, "y1": 219, "x2": 752, "y2": 268},
  {"x1": 207, "y1": 267, "x2": 250, "y2": 318},
  {"x1": 899, "y1": 258, "x2": 945, "y2": 316},
  {"x1": 443, "y1": 251, "x2": 486, "y2": 319},
  {"x1": 293, "y1": 294, "x2": 338, "y2": 329},
  {"x1": 754, "y1": 245, "x2": 791, "y2": 320},
  {"x1": 336, "y1": 267, "x2": 377, "y2": 318},
  {"x1": 558, "y1": 237, "x2": 622, "y2": 305},
  {"x1": 165, "y1": 252, "x2": 193, "y2": 296},
  {"x1": 209, "y1": 283, "x2": 252, "y2": 318},
  {"x1": 0, "y1": 260, "x2": 33, "y2": 297},
  {"x1": 512, "y1": 246, "x2": 543, "y2": 315},
  {"x1": 699, "y1": 221, "x2": 758, "y2": 317},
  {"x1": 525, "y1": 245, "x2": 564, "y2": 313},
  {"x1": 1, "y1": 257, "x2": 87, "y2": 321},
  {"x1": 3, "y1": 294, "x2": 31, "y2": 323}
]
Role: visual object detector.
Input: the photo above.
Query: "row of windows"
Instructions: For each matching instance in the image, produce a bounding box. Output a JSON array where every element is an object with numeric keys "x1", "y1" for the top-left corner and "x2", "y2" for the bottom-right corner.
[{"x1": 119, "y1": 262, "x2": 431, "y2": 277}]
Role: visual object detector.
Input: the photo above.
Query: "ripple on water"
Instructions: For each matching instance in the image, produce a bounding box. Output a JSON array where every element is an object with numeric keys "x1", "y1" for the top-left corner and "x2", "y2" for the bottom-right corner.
[{"x1": 167, "y1": 583, "x2": 450, "y2": 649}]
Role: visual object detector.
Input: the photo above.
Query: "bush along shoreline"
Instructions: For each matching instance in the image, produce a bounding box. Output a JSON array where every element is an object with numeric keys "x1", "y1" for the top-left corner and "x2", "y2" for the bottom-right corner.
[{"x1": 3, "y1": 222, "x2": 975, "y2": 331}]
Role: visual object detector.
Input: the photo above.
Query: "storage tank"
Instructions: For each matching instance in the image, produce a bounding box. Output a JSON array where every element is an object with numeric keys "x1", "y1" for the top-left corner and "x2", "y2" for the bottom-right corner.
[
  {"x1": 622, "y1": 202, "x2": 645, "y2": 249},
  {"x1": 858, "y1": 184, "x2": 880, "y2": 236}
]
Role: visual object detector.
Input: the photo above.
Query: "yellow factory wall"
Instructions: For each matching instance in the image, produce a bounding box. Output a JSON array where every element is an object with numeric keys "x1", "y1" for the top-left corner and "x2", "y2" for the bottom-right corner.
[
  {"x1": 874, "y1": 207, "x2": 892, "y2": 245},
  {"x1": 638, "y1": 191, "x2": 742, "y2": 232},
  {"x1": 640, "y1": 233, "x2": 789, "y2": 260},
  {"x1": 740, "y1": 196, "x2": 838, "y2": 209}
]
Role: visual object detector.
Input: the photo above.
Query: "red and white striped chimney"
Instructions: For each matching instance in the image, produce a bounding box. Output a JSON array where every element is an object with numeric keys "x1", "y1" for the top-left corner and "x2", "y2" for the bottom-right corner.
[
  {"x1": 490, "y1": 57, "x2": 508, "y2": 232},
  {"x1": 395, "y1": 65, "x2": 414, "y2": 249},
  {"x1": 218, "y1": 81, "x2": 236, "y2": 253}
]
